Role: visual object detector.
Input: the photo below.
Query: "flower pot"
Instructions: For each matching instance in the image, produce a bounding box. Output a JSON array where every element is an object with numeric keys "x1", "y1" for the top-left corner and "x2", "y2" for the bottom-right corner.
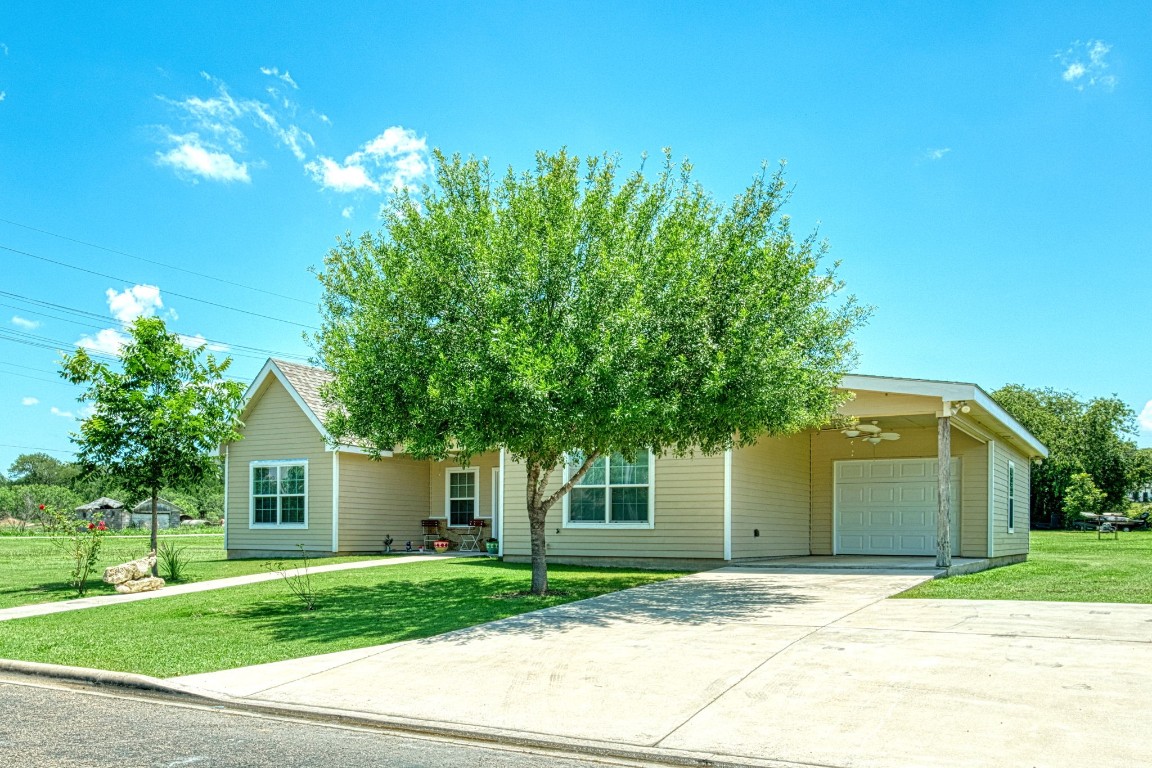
[
  {"x1": 485, "y1": 540, "x2": 499, "y2": 558},
  {"x1": 433, "y1": 539, "x2": 451, "y2": 553}
]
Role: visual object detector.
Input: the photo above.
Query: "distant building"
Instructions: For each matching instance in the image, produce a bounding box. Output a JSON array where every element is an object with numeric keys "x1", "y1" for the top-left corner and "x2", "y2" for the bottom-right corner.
[{"x1": 129, "y1": 498, "x2": 185, "y2": 530}]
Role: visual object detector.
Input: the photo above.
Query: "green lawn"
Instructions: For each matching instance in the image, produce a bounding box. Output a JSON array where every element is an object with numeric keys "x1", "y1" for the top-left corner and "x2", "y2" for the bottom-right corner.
[
  {"x1": 897, "y1": 529, "x2": 1152, "y2": 603},
  {"x1": 0, "y1": 535, "x2": 384, "y2": 610},
  {"x1": 0, "y1": 559, "x2": 678, "y2": 678}
]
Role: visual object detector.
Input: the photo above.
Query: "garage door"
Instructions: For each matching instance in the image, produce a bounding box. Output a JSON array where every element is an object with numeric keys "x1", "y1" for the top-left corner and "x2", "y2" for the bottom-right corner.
[{"x1": 835, "y1": 459, "x2": 960, "y2": 556}]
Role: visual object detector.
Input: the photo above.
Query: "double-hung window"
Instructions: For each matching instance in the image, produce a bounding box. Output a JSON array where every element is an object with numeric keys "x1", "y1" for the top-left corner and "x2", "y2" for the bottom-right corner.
[
  {"x1": 446, "y1": 469, "x2": 478, "y2": 527},
  {"x1": 565, "y1": 450, "x2": 653, "y2": 527},
  {"x1": 250, "y1": 461, "x2": 308, "y2": 527}
]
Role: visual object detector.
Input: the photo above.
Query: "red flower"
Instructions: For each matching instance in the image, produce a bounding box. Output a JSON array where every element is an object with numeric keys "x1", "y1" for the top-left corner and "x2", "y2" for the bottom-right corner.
[
  {"x1": 87, "y1": 523, "x2": 95, "y2": 530},
  {"x1": 96, "y1": 521, "x2": 107, "y2": 531},
  {"x1": 38, "y1": 504, "x2": 45, "y2": 510}
]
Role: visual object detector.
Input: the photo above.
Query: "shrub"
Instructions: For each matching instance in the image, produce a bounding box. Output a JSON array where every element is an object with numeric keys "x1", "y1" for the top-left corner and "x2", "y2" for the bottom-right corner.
[{"x1": 0, "y1": 485, "x2": 83, "y2": 520}]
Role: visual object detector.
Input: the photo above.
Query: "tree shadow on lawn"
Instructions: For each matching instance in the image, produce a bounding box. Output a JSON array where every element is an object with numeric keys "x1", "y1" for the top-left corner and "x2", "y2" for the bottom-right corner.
[{"x1": 229, "y1": 560, "x2": 815, "y2": 648}]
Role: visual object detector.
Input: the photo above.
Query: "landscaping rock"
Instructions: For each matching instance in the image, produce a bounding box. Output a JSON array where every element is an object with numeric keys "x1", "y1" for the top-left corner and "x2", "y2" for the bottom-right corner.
[
  {"x1": 102, "y1": 555, "x2": 156, "y2": 585},
  {"x1": 115, "y1": 576, "x2": 165, "y2": 594}
]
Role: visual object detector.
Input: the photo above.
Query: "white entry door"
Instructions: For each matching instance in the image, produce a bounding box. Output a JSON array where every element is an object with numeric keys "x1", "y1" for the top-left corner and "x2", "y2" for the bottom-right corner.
[{"x1": 835, "y1": 459, "x2": 961, "y2": 556}]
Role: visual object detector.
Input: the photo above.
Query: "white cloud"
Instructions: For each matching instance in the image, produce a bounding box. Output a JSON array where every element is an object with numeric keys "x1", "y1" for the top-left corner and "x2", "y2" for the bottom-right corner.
[
  {"x1": 177, "y1": 333, "x2": 229, "y2": 352},
  {"x1": 926, "y1": 147, "x2": 951, "y2": 161},
  {"x1": 156, "y1": 74, "x2": 425, "y2": 197},
  {"x1": 341, "y1": 206, "x2": 354, "y2": 219},
  {"x1": 260, "y1": 66, "x2": 299, "y2": 90},
  {"x1": 50, "y1": 406, "x2": 74, "y2": 419},
  {"x1": 106, "y1": 285, "x2": 163, "y2": 323},
  {"x1": 1057, "y1": 40, "x2": 1117, "y2": 91},
  {"x1": 1139, "y1": 400, "x2": 1152, "y2": 432},
  {"x1": 157, "y1": 134, "x2": 250, "y2": 183},
  {"x1": 21, "y1": 397, "x2": 38, "y2": 406},
  {"x1": 306, "y1": 156, "x2": 380, "y2": 193},
  {"x1": 11, "y1": 315, "x2": 40, "y2": 330},
  {"x1": 1, "y1": 43, "x2": 8, "y2": 56},
  {"x1": 0, "y1": 92, "x2": 6, "y2": 104},
  {"x1": 76, "y1": 328, "x2": 129, "y2": 355},
  {"x1": 308, "y1": 126, "x2": 429, "y2": 194}
]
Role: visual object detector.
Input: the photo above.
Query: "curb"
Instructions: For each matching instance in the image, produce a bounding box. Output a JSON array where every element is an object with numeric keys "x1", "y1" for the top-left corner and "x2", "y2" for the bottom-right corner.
[{"x1": 0, "y1": 659, "x2": 813, "y2": 768}]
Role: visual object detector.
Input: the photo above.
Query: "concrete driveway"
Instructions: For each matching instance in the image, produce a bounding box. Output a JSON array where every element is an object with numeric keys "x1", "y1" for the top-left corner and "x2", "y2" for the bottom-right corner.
[{"x1": 173, "y1": 568, "x2": 1152, "y2": 768}]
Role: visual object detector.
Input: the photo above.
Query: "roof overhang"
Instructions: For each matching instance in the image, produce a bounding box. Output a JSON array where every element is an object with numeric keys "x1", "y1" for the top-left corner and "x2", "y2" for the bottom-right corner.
[
  {"x1": 839, "y1": 374, "x2": 1048, "y2": 459},
  {"x1": 221, "y1": 359, "x2": 392, "y2": 457}
]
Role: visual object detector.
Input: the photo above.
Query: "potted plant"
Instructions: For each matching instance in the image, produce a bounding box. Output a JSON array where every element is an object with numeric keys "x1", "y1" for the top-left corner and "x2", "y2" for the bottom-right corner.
[
  {"x1": 433, "y1": 537, "x2": 451, "y2": 554},
  {"x1": 485, "y1": 537, "x2": 499, "y2": 557}
]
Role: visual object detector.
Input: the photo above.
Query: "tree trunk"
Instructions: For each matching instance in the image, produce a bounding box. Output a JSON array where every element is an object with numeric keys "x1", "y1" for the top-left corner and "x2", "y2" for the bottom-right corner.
[
  {"x1": 150, "y1": 487, "x2": 159, "y2": 577},
  {"x1": 528, "y1": 501, "x2": 548, "y2": 595},
  {"x1": 936, "y1": 415, "x2": 952, "y2": 568}
]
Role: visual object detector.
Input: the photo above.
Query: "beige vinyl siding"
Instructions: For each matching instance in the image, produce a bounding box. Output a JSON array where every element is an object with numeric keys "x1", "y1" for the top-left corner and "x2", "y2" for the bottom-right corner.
[
  {"x1": 731, "y1": 433, "x2": 810, "y2": 558},
  {"x1": 957, "y1": 441, "x2": 988, "y2": 557},
  {"x1": 429, "y1": 452, "x2": 500, "y2": 531},
  {"x1": 810, "y1": 425, "x2": 986, "y2": 556},
  {"x1": 225, "y1": 377, "x2": 332, "y2": 553},
  {"x1": 337, "y1": 454, "x2": 431, "y2": 551},
  {"x1": 993, "y1": 442, "x2": 1031, "y2": 556},
  {"x1": 502, "y1": 453, "x2": 726, "y2": 559}
]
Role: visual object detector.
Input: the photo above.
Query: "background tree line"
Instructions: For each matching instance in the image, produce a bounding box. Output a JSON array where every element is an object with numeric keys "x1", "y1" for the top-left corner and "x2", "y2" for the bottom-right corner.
[
  {"x1": 992, "y1": 385, "x2": 1152, "y2": 528},
  {"x1": 0, "y1": 451, "x2": 225, "y2": 526}
]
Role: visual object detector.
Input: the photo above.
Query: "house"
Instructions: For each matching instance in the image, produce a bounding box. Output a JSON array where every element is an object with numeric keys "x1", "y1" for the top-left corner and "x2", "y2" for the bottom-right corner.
[
  {"x1": 222, "y1": 359, "x2": 1047, "y2": 569},
  {"x1": 76, "y1": 496, "x2": 184, "y2": 530}
]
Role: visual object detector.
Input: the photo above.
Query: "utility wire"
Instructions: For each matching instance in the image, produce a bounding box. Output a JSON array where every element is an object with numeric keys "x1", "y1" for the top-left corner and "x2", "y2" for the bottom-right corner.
[
  {"x1": 0, "y1": 217, "x2": 316, "y2": 306},
  {"x1": 0, "y1": 289, "x2": 311, "y2": 361},
  {"x1": 0, "y1": 443, "x2": 74, "y2": 456},
  {"x1": 1, "y1": 243, "x2": 320, "y2": 330}
]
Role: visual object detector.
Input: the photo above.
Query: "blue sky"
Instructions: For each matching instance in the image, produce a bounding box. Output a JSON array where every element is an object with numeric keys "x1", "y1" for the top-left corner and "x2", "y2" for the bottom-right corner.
[{"x1": 0, "y1": 1, "x2": 1149, "y2": 475}]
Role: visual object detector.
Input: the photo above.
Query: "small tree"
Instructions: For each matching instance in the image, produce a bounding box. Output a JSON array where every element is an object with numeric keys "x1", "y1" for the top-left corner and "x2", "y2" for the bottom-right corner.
[
  {"x1": 318, "y1": 149, "x2": 866, "y2": 594},
  {"x1": 60, "y1": 317, "x2": 245, "y2": 574},
  {"x1": 1062, "y1": 472, "x2": 1105, "y2": 528}
]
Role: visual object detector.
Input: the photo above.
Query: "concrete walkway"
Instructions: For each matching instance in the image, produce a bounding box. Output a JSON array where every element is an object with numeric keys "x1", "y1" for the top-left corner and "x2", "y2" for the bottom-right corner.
[
  {"x1": 171, "y1": 567, "x2": 1152, "y2": 768},
  {"x1": 0, "y1": 553, "x2": 476, "y2": 622}
]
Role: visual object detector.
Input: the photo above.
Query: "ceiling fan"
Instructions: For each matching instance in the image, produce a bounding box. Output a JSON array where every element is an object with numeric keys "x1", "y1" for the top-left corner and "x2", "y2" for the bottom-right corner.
[{"x1": 841, "y1": 420, "x2": 901, "y2": 444}]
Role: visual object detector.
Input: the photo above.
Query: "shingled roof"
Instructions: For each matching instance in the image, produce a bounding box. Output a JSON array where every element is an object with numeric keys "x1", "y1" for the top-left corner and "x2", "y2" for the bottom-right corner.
[
  {"x1": 236, "y1": 359, "x2": 385, "y2": 455},
  {"x1": 270, "y1": 358, "x2": 333, "y2": 425}
]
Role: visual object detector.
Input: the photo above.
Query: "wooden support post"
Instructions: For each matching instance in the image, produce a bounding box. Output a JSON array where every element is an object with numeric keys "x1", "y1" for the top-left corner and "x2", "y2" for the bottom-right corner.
[{"x1": 937, "y1": 414, "x2": 952, "y2": 568}]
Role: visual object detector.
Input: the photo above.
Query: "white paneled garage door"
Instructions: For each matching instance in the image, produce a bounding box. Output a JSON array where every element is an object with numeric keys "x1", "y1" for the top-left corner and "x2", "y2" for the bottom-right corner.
[{"x1": 835, "y1": 459, "x2": 960, "y2": 556}]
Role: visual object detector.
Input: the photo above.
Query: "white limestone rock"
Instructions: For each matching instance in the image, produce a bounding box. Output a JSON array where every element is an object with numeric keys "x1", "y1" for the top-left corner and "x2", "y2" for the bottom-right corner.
[
  {"x1": 103, "y1": 555, "x2": 156, "y2": 585},
  {"x1": 115, "y1": 576, "x2": 165, "y2": 594}
]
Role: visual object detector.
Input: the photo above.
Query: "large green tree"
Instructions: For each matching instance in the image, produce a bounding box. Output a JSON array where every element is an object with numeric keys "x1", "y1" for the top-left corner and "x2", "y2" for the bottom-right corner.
[
  {"x1": 992, "y1": 385, "x2": 1142, "y2": 526},
  {"x1": 60, "y1": 317, "x2": 245, "y2": 572},
  {"x1": 317, "y1": 149, "x2": 866, "y2": 594},
  {"x1": 7, "y1": 452, "x2": 81, "y2": 487}
]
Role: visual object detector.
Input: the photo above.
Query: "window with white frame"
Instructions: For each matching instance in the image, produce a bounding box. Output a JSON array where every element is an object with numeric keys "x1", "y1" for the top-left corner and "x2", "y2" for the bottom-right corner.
[
  {"x1": 251, "y1": 461, "x2": 308, "y2": 527},
  {"x1": 566, "y1": 450, "x2": 652, "y2": 526},
  {"x1": 1007, "y1": 461, "x2": 1015, "y2": 532},
  {"x1": 446, "y1": 469, "x2": 478, "y2": 526}
]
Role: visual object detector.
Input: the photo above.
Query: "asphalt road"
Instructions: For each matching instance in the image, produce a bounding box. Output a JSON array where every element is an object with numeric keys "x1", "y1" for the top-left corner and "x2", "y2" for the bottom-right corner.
[{"x1": 0, "y1": 676, "x2": 655, "y2": 768}]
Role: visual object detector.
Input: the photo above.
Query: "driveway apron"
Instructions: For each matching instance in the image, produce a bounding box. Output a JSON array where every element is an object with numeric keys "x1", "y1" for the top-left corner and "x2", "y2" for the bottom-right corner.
[{"x1": 172, "y1": 568, "x2": 1152, "y2": 768}]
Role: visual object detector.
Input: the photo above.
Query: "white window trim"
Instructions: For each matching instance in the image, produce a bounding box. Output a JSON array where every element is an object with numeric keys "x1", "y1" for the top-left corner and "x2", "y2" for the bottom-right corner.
[
  {"x1": 249, "y1": 459, "x2": 309, "y2": 529},
  {"x1": 444, "y1": 467, "x2": 480, "y2": 528},
  {"x1": 1007, "y1": 460, "x2": 1016, "y2": 534},
  {"x1": 562, "y1": 451, "x2": 656, "y2": 530}
]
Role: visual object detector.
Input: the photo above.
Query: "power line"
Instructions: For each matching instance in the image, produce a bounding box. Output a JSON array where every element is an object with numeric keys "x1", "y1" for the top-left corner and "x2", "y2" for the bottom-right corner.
[
  {"x1": 0, "y1": 443, "x2": 74, "y2": 456},
  {"x1": 0, "y1": 243, "x2": 320, "y2": 330},
  {"x1": 0, "y1": 296, "x2": 311, "y2": 364},
  {"x1": 0, "y1": 368, "x2": 69, "y2": 385},
  {"x1": 0, "y1": 217, "x2": 316, "y2": 306}
]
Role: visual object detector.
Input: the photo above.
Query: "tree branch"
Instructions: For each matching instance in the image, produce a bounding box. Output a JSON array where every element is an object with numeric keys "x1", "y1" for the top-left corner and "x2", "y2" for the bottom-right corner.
[{"x1": 540, "y1": 450, "x2": 600, "y2": 514}]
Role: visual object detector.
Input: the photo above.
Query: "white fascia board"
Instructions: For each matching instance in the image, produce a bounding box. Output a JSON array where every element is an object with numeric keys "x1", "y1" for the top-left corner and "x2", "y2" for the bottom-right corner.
[
  {"x1": 230, "y1": 360, "x2": 396, "y2": 459},
  {"x1": 330, "y1": 444, "x2": 394, "y2": 458},
  {"x1": 838, "y1": 374, "x2": 1048, "y2": 459}
]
